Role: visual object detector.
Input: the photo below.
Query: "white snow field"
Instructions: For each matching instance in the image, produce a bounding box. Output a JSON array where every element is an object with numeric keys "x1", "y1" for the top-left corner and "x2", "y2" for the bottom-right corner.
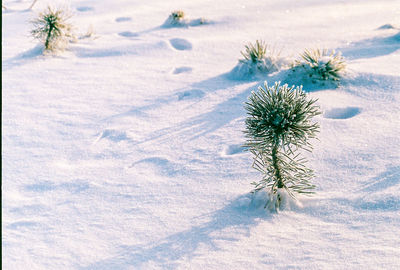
[{"x1": 2, "y1": 0, "x2": 400, "y2": 269}]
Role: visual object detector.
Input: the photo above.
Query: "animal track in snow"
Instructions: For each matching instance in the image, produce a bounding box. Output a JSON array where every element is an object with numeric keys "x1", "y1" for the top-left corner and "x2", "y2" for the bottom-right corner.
[
  {"x1": 10, "y1": 204, "x2": 48, "y2": 215},
  {"x1": 324, "y1": 107, "x2": 361, "y2": 119},
  {"x1": 118, "y1": 31, "x2": 139, "y2": 38},
  {"x1": 24, "y1": 181, "x2": 90, "y2": 194},
  {"x1": 76, "y1": 6, "x2": 94, "y2": 12},
  {"x1": 130, "y1": 157, "x2": 183, "y2": 177},
  {"x1": 116, "y1": 17, "x2": 132, "y2": 22},
  {"x1": 173, "y1": 66, "x2": 193, "y2": 74},
  {"x1": 97, "y1": 129, "x2": 129, "y2": 142},
  {"x1": 7, "y1": 221, "x2": 39, "y2": 230},
  {"x1": 169, "y1": 38, "x2": 192, "y2": 51},
  {"x1": 177, "y1": 89, "x2": 205, "y2": 100},
  {"x1": 222, "y1": 144, "x2": 245, "y2": 156}
]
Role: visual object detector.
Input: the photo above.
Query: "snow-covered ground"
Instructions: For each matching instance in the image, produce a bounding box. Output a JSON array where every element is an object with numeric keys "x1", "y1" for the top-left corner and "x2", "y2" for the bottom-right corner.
[{"x1": 2, "y1": 0, "x2": 400, "y2": 269}]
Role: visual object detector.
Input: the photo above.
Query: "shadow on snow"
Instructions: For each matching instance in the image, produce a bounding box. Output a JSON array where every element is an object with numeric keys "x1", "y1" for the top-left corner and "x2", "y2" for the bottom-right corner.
[
  {"x1": 339, "y1": 32, "x2": 400, "y2": 60},
  {"x1": 80, "y1": 194, "x2": 270, "y2": 269}
]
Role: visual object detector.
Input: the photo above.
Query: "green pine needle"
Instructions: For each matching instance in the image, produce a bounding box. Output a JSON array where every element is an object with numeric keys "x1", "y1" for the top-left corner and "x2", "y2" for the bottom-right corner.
[{"x1": 294, "y1": 49, "x2": 346, "y2": 82}]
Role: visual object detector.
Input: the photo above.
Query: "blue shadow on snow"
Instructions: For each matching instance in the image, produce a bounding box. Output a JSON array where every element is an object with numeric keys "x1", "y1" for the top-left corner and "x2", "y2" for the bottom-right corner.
[{"x1": 80, "y1": 194, "x2": 270, "y2": 269}]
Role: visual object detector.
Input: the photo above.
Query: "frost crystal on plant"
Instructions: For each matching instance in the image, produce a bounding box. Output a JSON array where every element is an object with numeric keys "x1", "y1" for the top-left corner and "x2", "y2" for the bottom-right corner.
[
  {"x1": 293, "y1": 49, "x2": 346, "y2": 82},
  {"x1": 31, "y1": 6, "x2": 74, "y2": 52},
  {"x1": 238, "y1": 40, "x2": 285, "y2": 75},
  {"x1": 244, "y1": 82, "x2": 321, "y2": 211},
  {"x1": 167, "y1": 10, "x2": 186, "y2": 25}
]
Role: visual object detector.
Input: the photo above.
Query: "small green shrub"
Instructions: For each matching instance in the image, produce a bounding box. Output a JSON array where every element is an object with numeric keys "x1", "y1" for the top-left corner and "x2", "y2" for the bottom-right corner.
[
  {"x1": 244, "y1": 82, "x2": 321, "y2": 211},
  {"x1": 164, "y1": 10, "x2": 209, "y2": 27},
  {"x1": 232, "y1": 40, "x2": 287, "y2": 79},
  {"x1": 168, "y1": 10, "x2": 185, "y2": 25},
  {"x1": 293, "y1": 49, "x2": 346, "y2": 82},
  {"x1": 31, "y1": 6, "x2": 74, "y2": 52}
]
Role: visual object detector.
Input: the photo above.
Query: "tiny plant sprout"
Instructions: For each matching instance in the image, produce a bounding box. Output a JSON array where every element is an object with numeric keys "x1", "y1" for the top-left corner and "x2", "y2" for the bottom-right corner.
[
  {"x1": 165, "y1": 10, "x2": 208, "y2": 27},
  {"x1": 169, "y1": 10, "x2": 185, "y2": 25},
  {"x1": 244, "y1": 82, "x2": 321, "y2": 211},
  {"x1": 31, "y1": 6, "x2": 74, "y2": 52},
  {"x1": 237, "y1": 40, "x2": 285, "y2": 76},
  {"x1": 241, "y1": 40, "x2": 267, "y2": 64},
  {"x1": 294, "y1": 49, "x2": 346, "y2": 82}
]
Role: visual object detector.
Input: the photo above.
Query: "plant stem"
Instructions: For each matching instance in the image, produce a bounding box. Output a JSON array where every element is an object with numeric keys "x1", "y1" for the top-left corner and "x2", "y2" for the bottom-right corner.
[
  {"x1": 28, "y1": 0, "x2": 38, "y2": 10},
  {"x1": 272, "y1": 143, "x2": 284, "y2": 189},
  {"x1": 45, "y1": 24, "x2": 53, "y2": 50}
]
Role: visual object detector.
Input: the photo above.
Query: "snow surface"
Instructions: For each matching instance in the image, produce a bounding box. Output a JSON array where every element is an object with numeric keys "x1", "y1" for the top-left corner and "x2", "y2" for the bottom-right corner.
[{"x1": 2, "y1": 0, "x2": 400, "y2": 269}]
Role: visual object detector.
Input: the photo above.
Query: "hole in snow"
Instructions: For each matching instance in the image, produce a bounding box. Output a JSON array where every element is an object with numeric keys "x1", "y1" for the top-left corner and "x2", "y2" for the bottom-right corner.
[
  {"x1": 116, "y1": 17, "x2": 132, "y2": 23},
  {"x1": 169, "y1": 38, "x2": 192, "y2": 51},
  {"x1": 222, "y1": 144, "x2": 245, "y2": 156},
  {"x1": 324, "y1": 107, "x2": 361, "y2": 119},
  {"x1": 98, "y1": 129, "x2": 129, "y2": 142},
  {"x1": 177, "y1": 89, "x2": 205, "y2": 100},
  {"x1": 118, "y1": 31, "x2": 139, "y2": 38},
  {"x1": 76, "y1": 6, "x2": 94, "y2": 12},
  {"x1": 173, "y1": 66, "x2": 193, "y2": 74}
]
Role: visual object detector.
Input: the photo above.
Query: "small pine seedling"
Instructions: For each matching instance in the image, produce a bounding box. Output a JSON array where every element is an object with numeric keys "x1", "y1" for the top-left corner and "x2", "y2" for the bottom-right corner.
[
  {"x1": 169, "y1": 10, "x2": 185, "y2": 25},
  {"x1": 239, "y1": 40, "x2": 284, "y2": 74},
  {"x1": 244, "y1": 82, "x2": 321, "y2": 211},
  {"x1": 294, "y1": 49, "x2": 346, "y2": 82},
  {"x1": 31, "y1": 6, "x2": 73, "y2": 52}
]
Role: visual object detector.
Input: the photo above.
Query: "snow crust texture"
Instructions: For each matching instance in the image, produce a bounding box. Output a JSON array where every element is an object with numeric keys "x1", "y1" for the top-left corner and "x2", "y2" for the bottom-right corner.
[{"x1": 2, "y1": 0, "x2": 400, "y2": 269}]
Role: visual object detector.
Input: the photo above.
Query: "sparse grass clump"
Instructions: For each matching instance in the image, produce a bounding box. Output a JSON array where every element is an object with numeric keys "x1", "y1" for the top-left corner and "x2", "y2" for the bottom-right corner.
[
  {"x1": 244, "y1": 82, "x2": 321, "y2": 211},
  {"x1": 241, "y1": 40, "x2": 267, "y2": 63},
  {"x1": 31, "y1": 6, "x2": 74, "y2": 52},
  {"x1": 293, "y1": 49, "x2": 346, "y2": 82},
  {"x1": 231, "y1": 40, "x2": 287, "y2": 79},
  {"x1": 239, "y1": 40, "x2": 284, "y2": 73}
]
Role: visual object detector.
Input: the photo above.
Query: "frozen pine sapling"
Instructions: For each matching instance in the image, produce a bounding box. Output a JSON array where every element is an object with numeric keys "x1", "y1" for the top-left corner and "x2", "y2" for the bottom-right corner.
[
  {"x1": 244, "y1": 82, "x2": 321, "y2": 211},
  {"x1": 231, "y1": 40, "x2": 286, "y2": 79},
  {"x1": 31, "y1": 6, "x2": 74, "y2": 52},
  {"x1": 163, "y1": 10, "x2": 209, "y2": 28},
  {"x1": 171, "y1": 10, "x2": 185, "y2": 21},
  {"x1": 240, "y1": 40, "x2": 284, "y2": 73},
  {"x1": 292, "y1": 49, "x2": 346, "y2": 82},
  {"x1": 165, "y1": 10, "x2": 186, "y2": 26}
]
